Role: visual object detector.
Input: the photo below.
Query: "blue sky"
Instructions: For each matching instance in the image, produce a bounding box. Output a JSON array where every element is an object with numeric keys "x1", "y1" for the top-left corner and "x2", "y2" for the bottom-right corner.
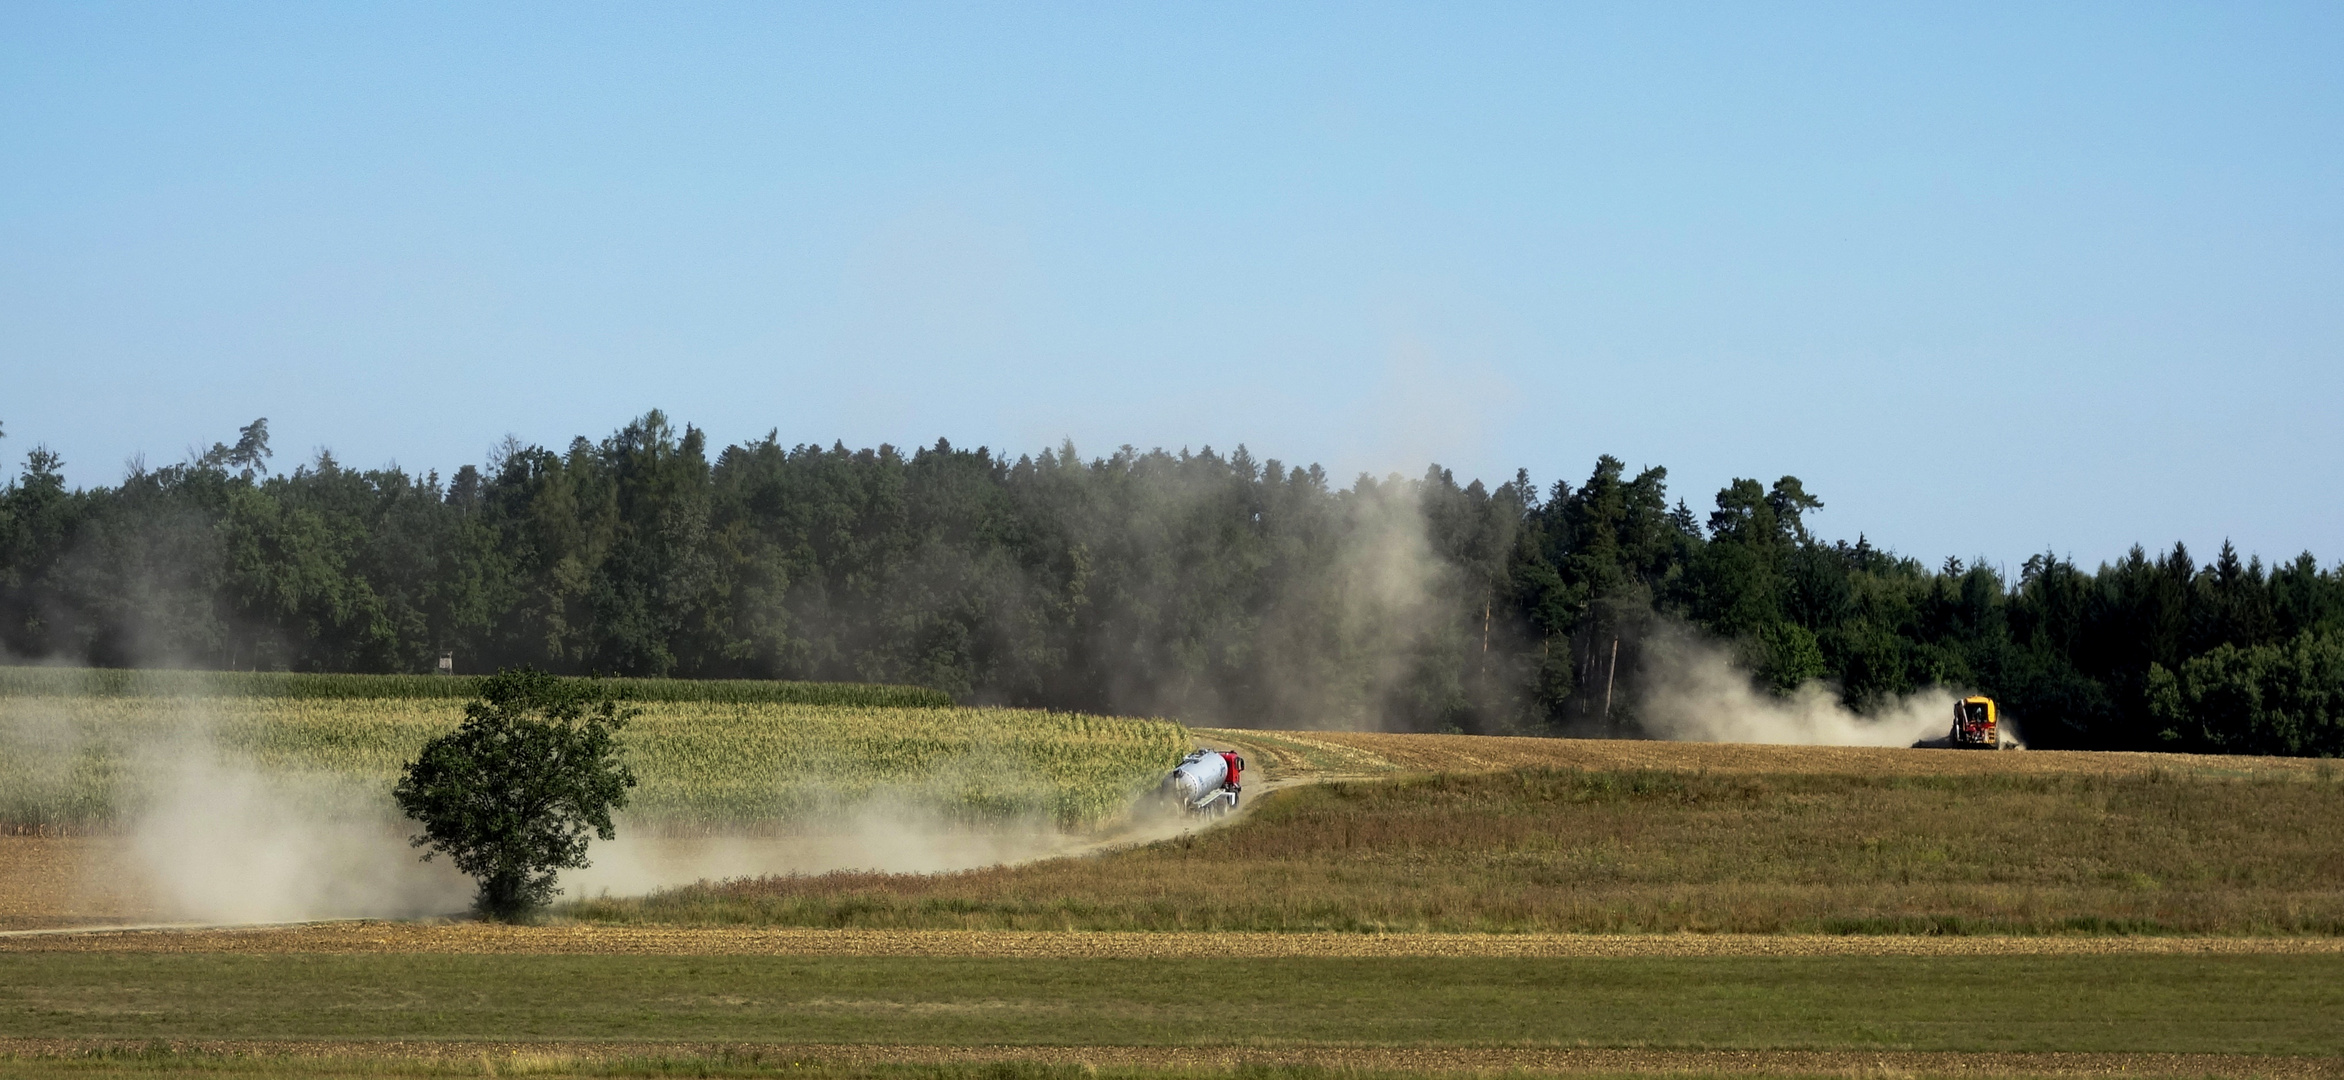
[{"x1": 3, "y1": 2, "x2": 2338, "y2": 571}]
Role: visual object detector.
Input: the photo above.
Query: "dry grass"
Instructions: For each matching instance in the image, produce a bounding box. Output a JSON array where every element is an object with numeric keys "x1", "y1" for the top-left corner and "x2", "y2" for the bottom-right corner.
[{"x1": 577, "y1": 764, "x2": 2344, "y2": 935}]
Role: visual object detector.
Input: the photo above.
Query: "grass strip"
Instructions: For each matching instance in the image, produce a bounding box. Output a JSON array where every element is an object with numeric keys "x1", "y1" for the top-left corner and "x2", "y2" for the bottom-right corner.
[{"x1": 2, "y1": 953, "x2": 2340, "y2": 1055}]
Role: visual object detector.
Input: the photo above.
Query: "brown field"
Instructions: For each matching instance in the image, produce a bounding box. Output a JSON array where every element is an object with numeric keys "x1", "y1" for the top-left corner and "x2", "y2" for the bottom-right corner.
[{"x1": 1193, "y1": 728, "x2": 2339, "y2": 783}]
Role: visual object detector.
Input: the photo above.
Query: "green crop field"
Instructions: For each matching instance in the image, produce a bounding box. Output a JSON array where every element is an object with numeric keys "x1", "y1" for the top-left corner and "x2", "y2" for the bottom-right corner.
[
  {"x1": 0, "y1": 666, "x2": 955, "y2": 707},
  {"x1": 0, "y1": 678, "x2": 1186, "y2": 831}
]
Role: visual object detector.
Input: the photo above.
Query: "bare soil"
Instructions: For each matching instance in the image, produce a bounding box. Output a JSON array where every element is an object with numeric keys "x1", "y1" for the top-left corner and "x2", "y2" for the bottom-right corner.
[{"x1": 0, "y1": 836, "x2": 148, "y2": 930}]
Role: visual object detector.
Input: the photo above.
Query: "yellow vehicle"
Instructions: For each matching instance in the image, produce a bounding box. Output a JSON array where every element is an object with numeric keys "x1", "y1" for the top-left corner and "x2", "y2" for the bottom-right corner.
[{"x1": 1949, "y1": 695, "x2": 2011, "y2": 748}]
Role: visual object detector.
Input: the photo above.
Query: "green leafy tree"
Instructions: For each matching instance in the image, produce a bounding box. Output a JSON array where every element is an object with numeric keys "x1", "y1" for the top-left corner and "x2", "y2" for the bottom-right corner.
[
  {"x1": 1752, "y1": 621, "x2": 1827, "y2": 694},
  {"x1": 2148, "y1": 630, "x2": 2344, "y2": 757},
  {"x1": 393, "y1": 668, "x2": 638, "y2": 919}
]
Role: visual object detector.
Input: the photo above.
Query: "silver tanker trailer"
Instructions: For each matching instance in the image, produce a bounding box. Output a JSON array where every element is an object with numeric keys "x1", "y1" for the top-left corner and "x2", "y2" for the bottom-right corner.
[{"x1": 1163, "y1": 748, "x2": 1245, "y2": 816}]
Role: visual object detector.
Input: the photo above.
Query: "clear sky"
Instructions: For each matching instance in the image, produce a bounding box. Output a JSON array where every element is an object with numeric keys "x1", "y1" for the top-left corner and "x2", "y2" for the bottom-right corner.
[{"x1": 3, "y1": 2, "x2": 2338, "y2": 571}]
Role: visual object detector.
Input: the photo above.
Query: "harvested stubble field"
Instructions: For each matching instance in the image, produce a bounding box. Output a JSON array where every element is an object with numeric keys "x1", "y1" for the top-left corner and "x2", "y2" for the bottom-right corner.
[
  {"x1": 0, "y1": 693, "x2": 1186, "y2": 832},
  {"x1": 1193, "y1": 727, "x2": 2341, "y2": 782},
  {"x1": 576, "y1": 744, "x2": 2344, "y2": 935}
]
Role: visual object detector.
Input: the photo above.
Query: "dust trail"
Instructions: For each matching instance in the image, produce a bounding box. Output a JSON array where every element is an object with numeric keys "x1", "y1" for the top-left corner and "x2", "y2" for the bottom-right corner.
[
  {"x1": 7, "y1": 690, "x2": 1194, "y2": 920},
  {"x1": 562, "y1": 795, "x2": 1204, "y2": 899},
  {"x1": 1636, "y1": 629, "x2": 1960, "y2": 747},
  {"x1": 1248, "y1": 475, "x2": 1458, "y2": 732},
  {"x1": 124, "y1": 725, "x2": 1186, "y2": 914},
  {"x1": 124, "y1": 733, "x2": 473, "y2": 923},
  {"x1": 128, "y1": 747, "x2": 1182, "y2": 916},
  {"x1": 565, "y1": 738, "x2": 1196, "y2": 897}
]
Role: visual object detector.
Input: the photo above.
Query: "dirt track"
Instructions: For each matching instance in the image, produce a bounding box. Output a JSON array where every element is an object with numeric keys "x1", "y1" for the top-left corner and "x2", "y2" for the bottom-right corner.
[
  {"x1": 8, "y1": 921, "x2": 2343, "y2": 956},
  {"x1": 0, "y1": 836, "x2": 144, "y2": 930},
  {"x1": 3, "y1": 1038, "x2": 2339, "y2": 1078}
]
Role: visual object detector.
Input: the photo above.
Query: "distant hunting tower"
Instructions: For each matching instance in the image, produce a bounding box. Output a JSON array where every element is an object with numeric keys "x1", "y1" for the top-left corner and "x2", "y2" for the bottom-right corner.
[{"x1": 436, "y1": 652, "x2": 455, "y2": 676}]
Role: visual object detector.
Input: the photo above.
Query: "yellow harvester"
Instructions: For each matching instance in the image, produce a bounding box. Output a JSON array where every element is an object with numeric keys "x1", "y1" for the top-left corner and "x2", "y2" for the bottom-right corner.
[{"x1": 1948, "y1": 695, "x2": 2013, "y2": 749}]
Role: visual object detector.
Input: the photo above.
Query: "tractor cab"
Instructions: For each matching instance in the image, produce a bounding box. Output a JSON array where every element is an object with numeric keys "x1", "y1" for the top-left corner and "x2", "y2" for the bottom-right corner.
[{"x1": 1951, "y1": 696, "x2": 1999, "y2": 748}]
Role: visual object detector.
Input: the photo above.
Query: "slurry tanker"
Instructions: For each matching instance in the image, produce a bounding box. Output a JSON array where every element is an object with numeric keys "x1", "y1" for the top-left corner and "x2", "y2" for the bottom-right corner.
[{"x1": 1163, "y1": 748, "x2": 1245, "y2": 816}]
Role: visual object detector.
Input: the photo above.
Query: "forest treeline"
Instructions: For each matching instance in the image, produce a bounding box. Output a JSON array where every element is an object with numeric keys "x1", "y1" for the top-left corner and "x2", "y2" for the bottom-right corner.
[{"x1": 1, "y1": 412, "x2": 2338, "y2": 755}]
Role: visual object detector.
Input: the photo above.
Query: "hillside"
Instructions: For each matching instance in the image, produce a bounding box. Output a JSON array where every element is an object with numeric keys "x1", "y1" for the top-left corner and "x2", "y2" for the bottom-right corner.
[{"x1": 577, "y1": 732, "x2": 2344, "y2": 935}]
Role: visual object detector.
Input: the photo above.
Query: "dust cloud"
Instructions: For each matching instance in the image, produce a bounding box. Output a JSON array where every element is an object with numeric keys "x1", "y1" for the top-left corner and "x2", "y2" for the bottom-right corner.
[
  {"x1": 125, "y1": 751, "x2": 1177, "y2": 922},
  {"x1": 560, "y1": 741, "x2": 1201, "y2": 901},
  {"x1": 2, "y1": 698, "x2": 1184, "y2": 925},
  {"x1": 564, "y1": 798, "x2": 1199, "y2": 901},
  {"x1": 125, "y1": 743, "x2": 473, "y2": 922},
  {"x1": 1248, "y1": 476, "x2": 1457, "y2": 732},
  {"x1": 1635, "y1": 629, "x2": 1962, "y2": 747}
]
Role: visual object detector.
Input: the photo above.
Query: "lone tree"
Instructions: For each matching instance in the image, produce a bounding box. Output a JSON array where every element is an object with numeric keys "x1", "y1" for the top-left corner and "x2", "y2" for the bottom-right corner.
[{"x1": 394, "y1": 668, "x2": 638, "y2": 919}]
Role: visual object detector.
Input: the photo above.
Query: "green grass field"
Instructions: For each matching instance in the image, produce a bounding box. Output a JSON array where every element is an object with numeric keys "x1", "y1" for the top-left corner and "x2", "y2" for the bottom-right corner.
[
  {"x1": 575, "y1": 766, "x2": 2344, "y2": 934},
  {"x1": 2, "y1": 952, "x2": 2339, "y2": 1053}
]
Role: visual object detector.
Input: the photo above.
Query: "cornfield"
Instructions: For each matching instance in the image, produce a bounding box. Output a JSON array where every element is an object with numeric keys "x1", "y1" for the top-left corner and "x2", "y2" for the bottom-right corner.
[
  {"x1": 0, "y1": 667, "x2": 954, "y2": 708},
  {"x1": 0, "y1": 692, "x2": 1186, "y2": 832}
]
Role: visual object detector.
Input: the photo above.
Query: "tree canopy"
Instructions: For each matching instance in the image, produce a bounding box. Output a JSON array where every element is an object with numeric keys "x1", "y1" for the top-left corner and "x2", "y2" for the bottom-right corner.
[
  {"x1": 3, "y1": 413, "x2": 2340, "y2": 753},
  {"x1": 393, "y1": 667, "x2": 637, "y2": 918}
]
